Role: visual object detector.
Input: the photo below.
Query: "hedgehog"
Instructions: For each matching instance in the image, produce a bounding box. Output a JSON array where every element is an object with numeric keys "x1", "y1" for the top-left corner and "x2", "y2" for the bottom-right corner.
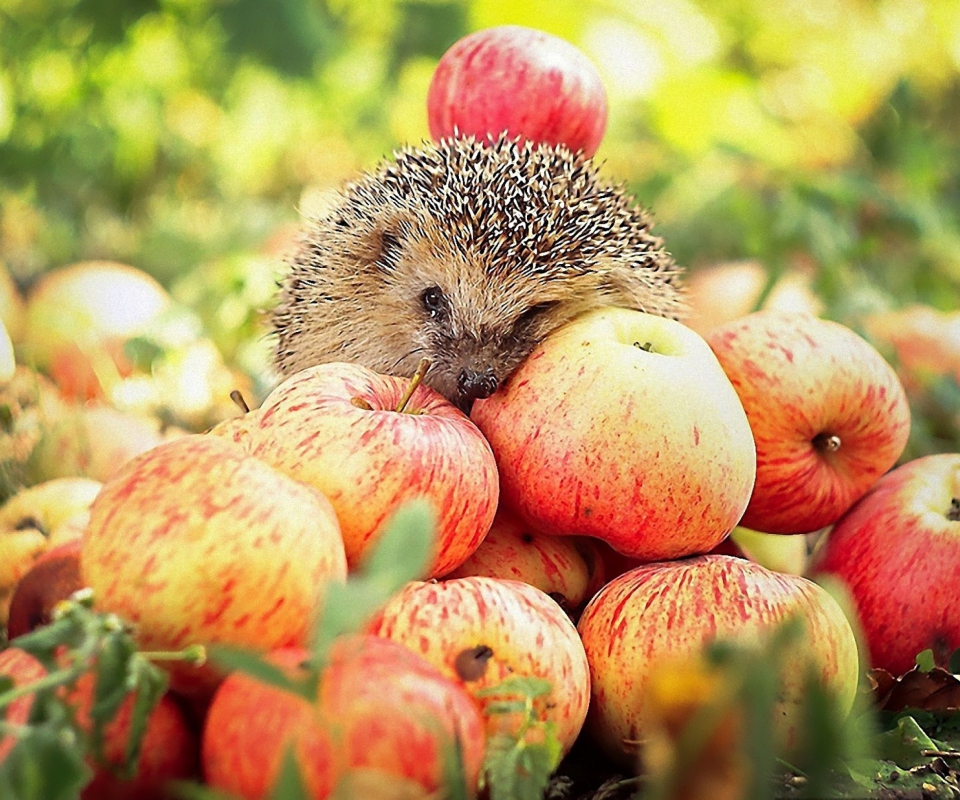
[{"x1": 272, "y1": 134, "x2": 685, "y2": 411}]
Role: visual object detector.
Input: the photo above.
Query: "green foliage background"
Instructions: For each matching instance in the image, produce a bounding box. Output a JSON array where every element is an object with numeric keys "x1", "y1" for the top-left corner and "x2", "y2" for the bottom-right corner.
[{"x1": 2, "y1": 0, "x2": 959, "y2": 451}]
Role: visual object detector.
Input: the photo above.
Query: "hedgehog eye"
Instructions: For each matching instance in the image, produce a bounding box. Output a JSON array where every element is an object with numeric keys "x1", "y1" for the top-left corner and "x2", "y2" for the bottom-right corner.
[{"x1": 421, "y1": 286, "x2": 447, "y2": 319}]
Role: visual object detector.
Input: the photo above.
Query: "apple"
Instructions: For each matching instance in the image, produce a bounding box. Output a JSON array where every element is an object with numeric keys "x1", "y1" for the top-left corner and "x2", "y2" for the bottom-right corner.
[
  {"x1": 20, "y1": 261, "x2": 171, "y2": 401},
  {"x1": 0, "y1": 366, "x2": 67, "y2": 498},
  {"x1": 28, "y1": 402, "x2": 168, "y2": 484},
  {"x1": 0, "y1": 647, "x2": 199, "y2": 799},
  {"x1": 577, "y1": 555, "x2": 860, "y2": 767},
  {"x1": 367, "y1": 575, "x2": 590, "y2": 755},
  {"x1": 443, "y1": 507, "x2": 606, "y2": 615},
  {"x1": 684, "y1": 260, "x2": 823, "y2": 336},
  {"x1": 7, "y1": 539, "x2": 84, "y2": 640},
  {"x1": 242, "y1": 362, "x2": 499, "y2": 577},
  {"x1": 108, "y1": 336, "x2": 254, "y2": 433},
  {"x1": 202, "y1": 636, "x2": 486, "y2": 799},
  {"x1": 80, "y1": 434, "x2": 348, "y2": 698},
  {"x1": 808, "y1": 453, "x2": 960, "y2": 676},
  {"x1": 706, "y1": 310, "x2": 911, "y2": 534},
  {"x1": 68, "y1": 671, "x2": 200, "y2": 800},
  {"x1": 0, "y1": 476, "x2": 102, "y2": 624},
  {"x1": 862, "y1": 304, "x2": 960, "y2": 396},
  {"x1": 427, "y1": 25, "x2": 608, "y2": 157},
  {"x1": 471, "y1": 307, "x2": 757, "y2": 562},
  {"x1": 730, "y1": 526, "x2": 809, "y2": 575},
  {"x1": 0, "y1": 647, "x2": 48, "y2": 762}
]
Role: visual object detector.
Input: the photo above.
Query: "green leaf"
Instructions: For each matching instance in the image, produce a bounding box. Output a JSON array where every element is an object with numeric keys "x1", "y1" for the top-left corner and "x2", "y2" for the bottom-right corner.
[
  {"x1": 171, "y1": 779, "x2": 244, "y2": 799},
  {"x1": 874, "y1": 715, "x2": 939, "y2": 769},
  {"x1": 915, "y1": 648, "x2": 937, "y2": 672},
  {"x1": 11, "y1": 616, "x2": 83, "y2": 667},
  {"x1": 88, "y1": 631, "x2": 138, "y2": 766},
  {"x1": 482, "y1": 728, "x2": 561, "y2": 800},
  {"x1": 440, "y1": 726, "x2": 471, "y2": 800},
  {"x1": 310, "y1": 575, "x2": 398, "y2": 660},
  {"x1": 357, "y1": 498, "x2": 436, "y2": 588},
  {"x1": 949, "y1": 648, "x2": 960, "y2": 675},
  {"x1": 308, "y1": 498, "x2": 437, "y2": 663},
  {"x1": 269, "y1": 744, "x2": 311, "y2": 800},
  {"x1": 207, "y1": 646, "x2": 313, "y2": 701},
  {"x1": 121, "y1": 657, "x2": 170, "y2": 777},
  {"x1": 0, "y1": 725, "x2": 93, "y2": 800},
  {"x1": 475, "y1": 676, "x2": 553, "y2": 700}
]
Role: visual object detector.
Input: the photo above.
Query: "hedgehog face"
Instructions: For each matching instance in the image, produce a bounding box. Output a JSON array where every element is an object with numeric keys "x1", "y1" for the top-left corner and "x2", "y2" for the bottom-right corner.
[{"x1": 272, "y1": 135, "x2": 685, "y2": 410}]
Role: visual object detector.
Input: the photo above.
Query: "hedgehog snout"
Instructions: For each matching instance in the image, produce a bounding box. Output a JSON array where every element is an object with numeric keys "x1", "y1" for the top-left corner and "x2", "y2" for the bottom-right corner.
[{"x1": 456, "y1": 367, "x2": 499, "y2": 405}]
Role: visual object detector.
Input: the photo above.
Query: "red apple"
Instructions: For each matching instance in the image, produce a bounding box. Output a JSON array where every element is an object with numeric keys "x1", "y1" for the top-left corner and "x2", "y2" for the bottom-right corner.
[
  {"x1": 7, "y1": 539, "x2": 84, "y2": 639},
  {"x1": 577, "y1": 555, "x2": 860, "y2": 767},
  {"x1": 471, "y1": 307, "x2": 756, "y2": 562},
  {"x1": 81, "y1": 434, "x2": 348, "y2": 698},
  {"x1": 0, "y1": 647, "x2": 199, "y2": 799},
  {"x1": 808, "y1": 453, "x2": 960, "y2": 676},
  {"x1": 706, "y1": 310, "x2": 911, "y2": 534},
  {"x1": 202, "y1": 636, "x2": 486, "y2": 799},
  {"x1": 443, "y1": 507, "x2": 605, "y2": 615},
  {"x1": 0, "y1": 647, "x2": 48, "y2": 762},
  {"x1": 0, "y1": 476, "x2": 102, "y2": 624},
  {"x1": 243, "y1": 362, "x2": 499, "y2": 577},
  {"x1": 684, "y1": 260, "x2": 823, "y2": 336},
  {"x1": 367, "y1": 576, "x2": 590, "y2": 755},
  {"x1": 427, "y1": 25, "x2": 608, "y2": 157}
]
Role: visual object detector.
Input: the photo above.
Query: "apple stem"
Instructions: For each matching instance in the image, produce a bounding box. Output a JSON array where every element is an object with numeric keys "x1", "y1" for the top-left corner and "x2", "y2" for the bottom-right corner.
[
  {"x1": 143, "y1": 644, "x2": 207, "y2": 666},
  {"x1": 229, "y1": 389, "x2": 250, "y2": 414},
  {"x1": 395, "y1": 358, "x2": 432, "y2": 414},
  {"x1": 948, "y1": 498, "x2": 960, "y2": 521},
  {"x1": 813, "y1": 433, "x2": 841, "y2": 453},
  {"x1": 633, "y1": 341, "x2": 655, "y2": 352},
  {"x1": 0, "y1": 666, "x2": 82, "y2": 710}
]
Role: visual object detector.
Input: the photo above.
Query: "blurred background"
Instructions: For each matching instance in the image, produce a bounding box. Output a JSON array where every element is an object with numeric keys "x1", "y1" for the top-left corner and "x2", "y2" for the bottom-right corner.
[{"x1": 2, "y1": 0, "x2": 959, "y2": 456}]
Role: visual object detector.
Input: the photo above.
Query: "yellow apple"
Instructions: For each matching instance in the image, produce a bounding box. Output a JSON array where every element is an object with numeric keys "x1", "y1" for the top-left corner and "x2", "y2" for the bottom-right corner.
[
  {"x1": 21, "y1": 260, "x2": 170, "y2": 400},
  {"x1": 28, "y1": 402, "x2": 167, "y2": 484},
  {"x1": 730, "y1": 526, "x2": 809, "y2": 575},
  {"x1": 81, "y1": 434, "x2": 348, "y2": 699}
]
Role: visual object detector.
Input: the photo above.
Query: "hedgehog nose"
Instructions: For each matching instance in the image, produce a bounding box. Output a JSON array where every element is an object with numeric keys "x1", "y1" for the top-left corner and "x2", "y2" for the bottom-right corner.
[{"x1": 457, "y1": 368, "x2": 499, "y2": 403}]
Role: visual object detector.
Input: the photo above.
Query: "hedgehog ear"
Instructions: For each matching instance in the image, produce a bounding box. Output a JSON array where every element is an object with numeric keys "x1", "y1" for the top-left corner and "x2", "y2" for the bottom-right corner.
[{"x1": 602, "y1": 256, "x2": 689, "y2": 320}]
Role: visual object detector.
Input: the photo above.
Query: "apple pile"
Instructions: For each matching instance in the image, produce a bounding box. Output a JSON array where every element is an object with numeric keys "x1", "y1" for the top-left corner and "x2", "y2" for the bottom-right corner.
[{"x1": 1, "y1": 21, "x2": 957, "y2": 800}]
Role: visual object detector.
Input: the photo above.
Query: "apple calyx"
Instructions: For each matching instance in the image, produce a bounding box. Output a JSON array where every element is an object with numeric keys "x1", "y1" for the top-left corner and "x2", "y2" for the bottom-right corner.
[
  {"x1": 948, "y1": 498, "x2": 960, "y2": 522},
  {"x1": 813, "y1": 432, "x2": 842, "y2": 453},
  {"x1": 14, "y1": 516, "x2": 47, "y2": 537},
  {"x1": 633, "y1": 341, "x2": 655, "y2": 353},
  {"x1": 454, "y1": 644, "x2": 494, "y2": 681},
  {"x1": 395, "y1": 358, "x2": 432, "y2": 414}
]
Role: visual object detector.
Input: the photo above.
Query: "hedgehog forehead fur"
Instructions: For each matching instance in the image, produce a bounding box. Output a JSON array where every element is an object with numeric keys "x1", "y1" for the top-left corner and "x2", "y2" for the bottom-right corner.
[{"x1": 273, "y1": 134, "x2": 685, "y2": 407}]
